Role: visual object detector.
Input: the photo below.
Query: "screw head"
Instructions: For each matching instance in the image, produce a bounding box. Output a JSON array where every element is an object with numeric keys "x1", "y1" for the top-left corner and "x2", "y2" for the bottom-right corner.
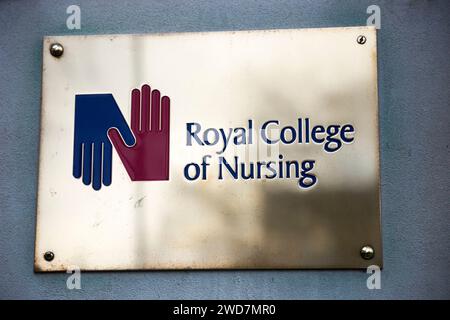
[
  {"x1": 44, "y1": 251, "x2": 54, "y2": 262},
  {"x1": 357, "y1": 35, "x2": 367, "y2": 45},
  {"x1": 49, "y1": 43, "x2": 64, "y2": 57},
  {"x1": 360, "y1": 245, "x2": 374, "y2": 260}
]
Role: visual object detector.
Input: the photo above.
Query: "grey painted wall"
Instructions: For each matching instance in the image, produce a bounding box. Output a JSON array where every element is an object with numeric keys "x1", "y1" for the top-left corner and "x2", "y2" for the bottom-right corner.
[{"x1": 0, "y1": 0, "x2": 449, "y2": 299}]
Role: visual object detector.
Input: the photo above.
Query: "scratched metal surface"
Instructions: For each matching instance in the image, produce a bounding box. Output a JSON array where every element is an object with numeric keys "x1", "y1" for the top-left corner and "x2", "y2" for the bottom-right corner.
[{"x1": 0, "y1": 0, "x2": 449, "y2": 298}]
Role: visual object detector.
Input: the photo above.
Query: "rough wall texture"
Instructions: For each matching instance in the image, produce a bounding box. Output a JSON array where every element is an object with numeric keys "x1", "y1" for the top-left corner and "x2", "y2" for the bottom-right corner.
[{"x1": 0, "y1": 0, "x2": 448, "y2": 299}]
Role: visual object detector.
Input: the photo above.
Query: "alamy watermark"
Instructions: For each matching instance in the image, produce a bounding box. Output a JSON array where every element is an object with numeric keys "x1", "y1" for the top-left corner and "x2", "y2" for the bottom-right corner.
[
  {"x1": 366, "y1": 5, "x2": 381, "y2": 29},
  {"x1": 366, "y1": 265, "x2": 381, "y2": 289},
  {"x1": 66, "y1": 5, "x2": 81, "y2": 30},
  {"x1": 66, "y1": 265, "x2": 81, "y2": 290}
]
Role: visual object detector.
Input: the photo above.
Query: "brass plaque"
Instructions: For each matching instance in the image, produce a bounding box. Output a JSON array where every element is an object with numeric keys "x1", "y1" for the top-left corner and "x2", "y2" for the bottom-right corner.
[{"x1": 35, "y1": 26, "x2": 381, "y2": 271}]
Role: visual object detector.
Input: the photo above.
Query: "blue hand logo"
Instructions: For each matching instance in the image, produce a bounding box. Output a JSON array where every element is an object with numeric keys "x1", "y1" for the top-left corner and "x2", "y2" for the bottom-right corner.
[{"x1": 72, "y1": 94, "x2": 135, "y2": 190}]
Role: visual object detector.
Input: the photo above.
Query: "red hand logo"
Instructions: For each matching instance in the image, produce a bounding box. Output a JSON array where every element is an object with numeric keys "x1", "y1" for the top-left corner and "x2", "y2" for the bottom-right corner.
[{"x1": 108, "y1": 84, "x2": 170, "y2": 181}]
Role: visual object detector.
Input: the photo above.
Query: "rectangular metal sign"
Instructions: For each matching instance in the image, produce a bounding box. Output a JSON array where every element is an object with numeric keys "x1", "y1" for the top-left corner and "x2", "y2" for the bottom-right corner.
[{"x1": 35, "y1": 26, "x2": 381, "y2": 271}]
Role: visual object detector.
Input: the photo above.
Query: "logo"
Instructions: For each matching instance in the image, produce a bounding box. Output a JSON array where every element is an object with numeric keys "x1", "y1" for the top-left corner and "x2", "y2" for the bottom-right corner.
[{"x1": 72, "y1": 84, "x2": 170, "y2": 190}]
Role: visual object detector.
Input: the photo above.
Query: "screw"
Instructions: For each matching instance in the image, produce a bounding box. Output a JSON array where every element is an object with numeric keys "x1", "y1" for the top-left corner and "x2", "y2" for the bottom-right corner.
[
  {"x1": 357, "y1": 35, "x2": 367, "y2": 45},
  {"x1": 49, "y1": 43, "x2": 64, "y2": 57},
  {"x1": 360, "y1": 245, "x2": 374, "y2": 260},
  {"x1": 44, "y1": 251, "x2": 54, "y2": 262}
]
